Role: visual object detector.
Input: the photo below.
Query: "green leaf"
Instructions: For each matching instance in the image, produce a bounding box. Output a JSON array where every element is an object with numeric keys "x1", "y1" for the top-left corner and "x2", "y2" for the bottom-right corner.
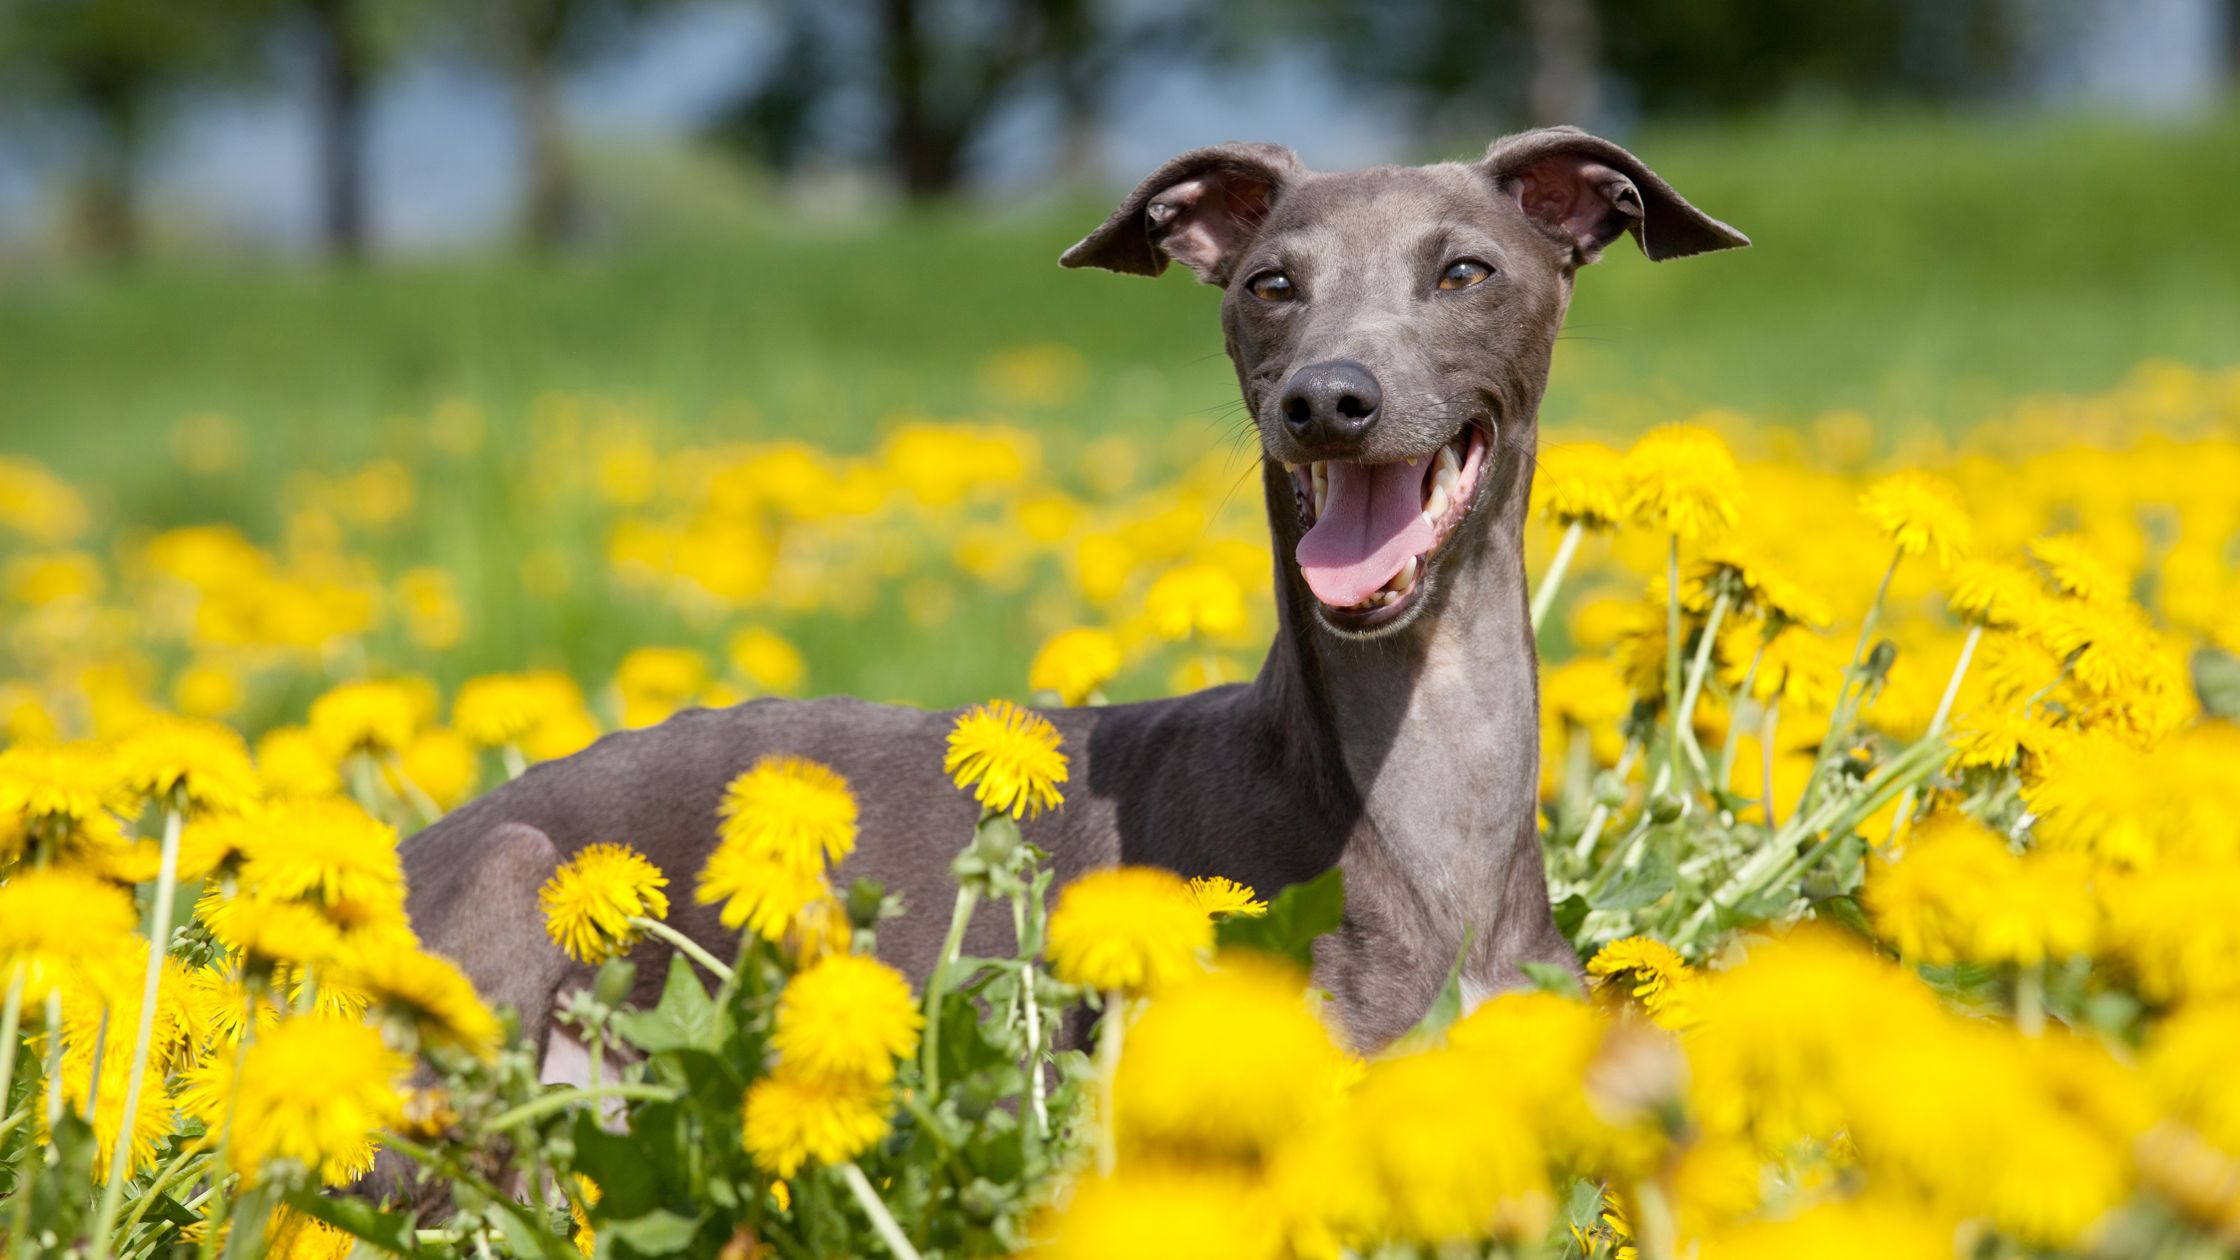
[
  {"x1": 611, "y1": 953, "x2": 717, "y2": 1054},
  {"x1": 1814, "y1": 893, "x2": 1874, "y2": 941},
  {"x1": 2194, "y1": 647, "x2": 2240, "y2": 719},
  {"x1": 573, "y1": 1110, "x2": 664, "y2": 1217},
  {"x1": 282, "y1": 1188, "x2": 423, "y2": 1255},
  {"x1": 1551, "y1": 892, "x2": 1589, "y2": 942},
  {"x1": 1588, "y1": 841, "x2": 1676, "y2": 912},
  {"x1": 1520, "y1": 961, "x2": 1586, "y2": 999},
  {"x1": 1216, "y1": 867, "x2": 1345, "y2": 969},
  {"x1": 607, "y1": 1208, "x2": 705, "y2": 1254}
]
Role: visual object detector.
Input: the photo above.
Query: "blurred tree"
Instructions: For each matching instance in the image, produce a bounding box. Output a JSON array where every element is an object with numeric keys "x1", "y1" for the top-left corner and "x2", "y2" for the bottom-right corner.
[
  {"x1": 284, "y1": 0, "x2": 427, "y2": 258},
  {"x1": 455, "y1": 0, "x2": 678, "y2": 250},
  {"x1": 1262, "y1": 0, "x2": 2019, "y2": 137},
  {"x1": 714, "y1": 0, "x2": 1195, "y2": 199},
  {"x1": 0, "y1": 0, "x2": 257, "y2": 260}
]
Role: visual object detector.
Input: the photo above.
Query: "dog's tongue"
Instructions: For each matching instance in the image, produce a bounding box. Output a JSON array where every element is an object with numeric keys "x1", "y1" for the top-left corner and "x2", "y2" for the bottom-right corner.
[{"x1": 1296, "y1": 460, "x2": 1433, "y2": 607}]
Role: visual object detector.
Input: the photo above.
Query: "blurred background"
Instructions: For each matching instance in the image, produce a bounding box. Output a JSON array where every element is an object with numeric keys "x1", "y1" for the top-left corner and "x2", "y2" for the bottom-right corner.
[{"x1": 1, "y1": 0, "x2": 2237, "y2": 723}]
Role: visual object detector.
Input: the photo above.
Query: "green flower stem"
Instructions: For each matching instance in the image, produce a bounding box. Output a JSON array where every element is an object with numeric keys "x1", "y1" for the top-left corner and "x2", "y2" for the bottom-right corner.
[
  {"x1": 502, "y1": 744, "x2": 529, "y2": 780},
  {"x1": 0, "y1": 971, "x2": 24, "y2": 1127},
  {"x1": 1529, "y1": 520, "x2": 1586, "y2": 634},
  {"x1": 378, "y1": 1132, "x2": 575, "y2": 1260},
  {"x1": 1887, "y1": 623, "x2": 1983, "y2": 843},
  {"x1": 628, "y1": 916, "x2": 734, "y2": 983},
  {"x1": 1093, "y1": 991, "x2": 1126, "y2": 1176},
  {"x1": 483, "y1": 1082, "x2": 679, "y2": 1133},
  {"x1": 1760, "y1": 703, "x2": 1781, "y2": 830},
  {"x1": 195, "y1": 985, "x2": 261, "y2": 1260},
  {"x1": 1570, "y1": 742, "x2": 1639, "y2": 861},
  {"x1": 93, "y1": 805, "x2": 187, "y2": 1259},
  {"x1": 919, "y1": 884, "x2": 980, "y2": 1096},
  {"x1": 840, "y1": 1160, "x2": 924, "y2": 1260},
  {"x1": 381, "y1": 752, "x2": 442, "y2": 825},
  {"x1": 8, "y1": 993, "x2": 63, "y2": 1260},
  {"x1": 1680, "y1": 735, "x2": 1944, "y2": 947},
  {"x1": 1673, "y1": 590, "x2": 1731, "y2": 783},
  {"x1": 1715, "y1": 637, "x2": 1771, "y2": 793},
  {"x1": 1583, "y1": 815, "x2": 1656, "y2": 902},
  {"x1": 1800, "y1": 547, "x2": 1904, "y2": 819},
  {"x1": 1010, "y1": 897, "x2": 1048, "y2": 1136},
  {"x1": 40, "y1": 989, "x2": 62, "y2": 1126},
  {"x1": 113, "y1": 1147, "x2": 208, "y2": 1243},
  {"x1": 0, "y1": 1103, "x2": 25, "y2": 1147},
  {"x1": 1663, "y1": 535, "x2": 1685, "y2": 788},
  {"x1": 2013, "y1": 963, "x2": 2046, "y2": 1037}
]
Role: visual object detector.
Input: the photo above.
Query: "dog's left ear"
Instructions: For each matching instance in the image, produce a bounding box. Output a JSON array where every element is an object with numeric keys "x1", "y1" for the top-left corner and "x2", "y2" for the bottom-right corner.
[{"x1": 1482, "y1": 126, "x2": 1748, "y2": 266}]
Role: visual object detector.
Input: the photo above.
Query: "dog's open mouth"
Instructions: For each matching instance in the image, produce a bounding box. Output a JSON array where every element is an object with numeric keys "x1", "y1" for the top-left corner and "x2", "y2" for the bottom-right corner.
[{"x1": 1286, "y1": 423, "x2": 1488, "y2": 623}]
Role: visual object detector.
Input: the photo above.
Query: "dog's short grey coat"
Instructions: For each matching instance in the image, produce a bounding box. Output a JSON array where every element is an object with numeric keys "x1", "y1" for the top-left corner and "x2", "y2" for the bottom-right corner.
[{"x1": 401, "y1": 126, "x2": 1746, "y2": 1060}]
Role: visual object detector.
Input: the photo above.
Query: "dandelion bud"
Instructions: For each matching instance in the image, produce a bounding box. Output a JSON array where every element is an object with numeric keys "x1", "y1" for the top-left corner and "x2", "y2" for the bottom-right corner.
[
  {"x1": 593, "y1": 957, "x2": 637, "y2": 1008},
  {"x1": 1866, "y1": 638, "x2": 1898, "y2": 678},
  {"x1": 1649, "y1": 792, "x2": 1687, "y2": 824},
  {"x1": 1592, "y1": 771, "x2": 1628, "y2": 808}
]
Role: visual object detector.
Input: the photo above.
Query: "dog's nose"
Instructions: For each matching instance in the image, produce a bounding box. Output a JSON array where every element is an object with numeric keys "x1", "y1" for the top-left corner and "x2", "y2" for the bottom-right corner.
[{"x1": 1279, "y1": 360, "x2": 1382, "y2": 447}]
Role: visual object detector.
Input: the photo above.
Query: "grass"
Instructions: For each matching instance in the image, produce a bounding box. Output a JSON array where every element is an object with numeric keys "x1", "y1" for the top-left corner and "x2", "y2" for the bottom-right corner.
[{"x1": 3, "y1": 107, "x2": 2238, "y2": 710}]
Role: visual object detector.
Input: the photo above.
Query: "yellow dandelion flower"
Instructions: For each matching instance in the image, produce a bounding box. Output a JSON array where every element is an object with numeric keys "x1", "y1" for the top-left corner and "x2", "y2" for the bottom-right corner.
[
  {"x1": 944, "y1": 700, "x2": 1068, "y2": 819},
  {"x1": 1946, "y1": 706, "x2": 2066, "y2": 774},
  {"x1": 255, "y1": 725, "x2": 343, "y2": 799},
  {"x1": 1620, "y1": 424, "x2": 1741, "y2": 541},
  {"x1": 1693, "y1": 543, "x2": 1832, "y2": 628},
  {"x1": 227, "y1": 1016, "x2": 409, "y2": 1184},
  {"x1": 728, "y1": 627, "x2": 809, "y2": 696},
  {"x1": 540, "y1": 843, "x2": 671, "y2": 965},
  {"x1": 266, "y1": 1206, "x2": 359, "y2": 1260},
  {"x1": 2103, "y1": 862, "x2": 2240, "y2": 1003},
  {"x1": 1185, "y1": 875, "x2": 1268, "y2": 919},
  {"x1": 184, "y1": 963, "x2": 280, "y2": 1047},
  {"x1": 772, "y1": 953, "x2": 923, "y2": 1085},
  {"x1": 696, "y1": 843, "x2": 829, "y2": 943},
  {"x1": 1036, "y1": 1163, "x2": 1284, "y2": 1260},
  {"x1": 2030, "y1": 533, "x2": 2129, "y2": 606},
  {"x1": 1144, "y1": 561, "x2": 1248, "y2": 642},
  {"x1": 741, "y1": 1065, "x2": 892, "y2": 1177},
  {"x1": 1028, "y1": 627, "x2": 1123, "y2": 705},
  {"x1": 306, "y1": 679, "x2": 421, "y2": 759},
  {"x1": 1046, "y1": 866, "x2": 1210, "y2": 994},
  {"x1": 199, "y1": 889, "x2": 347, "y2": 971},
  {"x1": 1112, "y1": 957, "x2": 1345, "y2": 1160},
  {"x1": 716, "y1": 754, "x2": 859, "y2": 868},
  {"x1": 1858, "y1": 469, "x2": 1972, "y2": 567},
  {"x1": 0, "y1": 740, "x2": 126, "y2": 835},
  {"x1": 338, "y1": 945, "x2": 503, "y2": 1060},
  {"x1": 451, "y1": 670, "x2": 589, "y2": 749},
  {"x1": 1534, "y1": 440, "x2": 1627, "y2": 529},
  {"x1": 1347, "y1": 1048, "x2": 1553, "y2": 1242},
  {"x1": 1694, "y1": 1195, "x2": 1959, "y2": 1260},
  {"x1": 114, "y1": 716, "x2": 260, "y2": 816},
  {"x1": 1586, "y1": 936, "x2": 1696, "y2": 1026},
  {"x1": 237, "y1": 797, "x2": 403, "y2": 911},
  {"x1": 52, "y1": 1053, "x2": 174, "y2": 1181},
  {"x1": 1948, "y1": 558, "x2": 2045, "y2": 628},
  {"x1": 0, "y1": 865, "x2": 138, "y2": 1001},
  {"x1": 615, "y1": 646, "x2": 709, "y2": 728}
]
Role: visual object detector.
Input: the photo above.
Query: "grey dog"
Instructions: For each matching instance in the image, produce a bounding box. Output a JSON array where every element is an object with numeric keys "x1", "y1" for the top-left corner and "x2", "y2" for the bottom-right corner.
[{"x1": 401, "y1": 126, "x2": 1747, "y2": 1068}]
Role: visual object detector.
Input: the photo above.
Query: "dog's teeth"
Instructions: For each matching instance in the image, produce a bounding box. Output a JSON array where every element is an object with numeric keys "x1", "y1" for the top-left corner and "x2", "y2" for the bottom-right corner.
[
  {"x1": 1283, "y1": 461, "x2": 1298, "y2": 473},
  {"x1": 1311, "y1": 464, "x2": 1328, "y2": 516},
  {"x1": 1437, "y1": 443, "x2": 1461, "y2": 476},
  {"x1": 1425, "y1": 484, "x2": 1450, "y2": 520},
  {"x1": 1395, "y1": 556, "x2": 1418, "y2": 590},
  {"x1": 1406, "y1": 455, "x2": 1419, "y2": 467}
]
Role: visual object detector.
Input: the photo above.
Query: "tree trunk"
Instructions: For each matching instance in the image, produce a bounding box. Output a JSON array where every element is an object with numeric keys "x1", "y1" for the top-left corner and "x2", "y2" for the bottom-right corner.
[
  {"x1": 309, "y1": 0, "x2": 370, "y2": 259},
  {"x1": 1524, "y1": 0, "x2": 1602, "y2": 126},
  {"x1": 504, "y1": 1, "x2": 576, "y2": 250},
  {"x1": 75, "y1": 98, "x2": 140, "y2": 263}
]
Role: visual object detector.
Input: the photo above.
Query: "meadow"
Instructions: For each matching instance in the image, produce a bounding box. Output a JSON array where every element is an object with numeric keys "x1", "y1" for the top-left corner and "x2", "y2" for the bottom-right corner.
[{"x1": 2, "y1": 110, "x2": 2240, "y2": 1258}]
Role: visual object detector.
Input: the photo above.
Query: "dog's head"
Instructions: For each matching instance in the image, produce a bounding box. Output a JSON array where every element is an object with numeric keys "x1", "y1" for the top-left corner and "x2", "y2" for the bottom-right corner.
[{"x1": 1064, "y1": 128, "x2": 1746, "y2": 638}]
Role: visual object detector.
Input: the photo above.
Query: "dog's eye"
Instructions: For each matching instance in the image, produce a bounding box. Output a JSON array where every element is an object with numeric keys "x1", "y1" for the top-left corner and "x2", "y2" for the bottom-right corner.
[
  {"x1": 1437, "y1": 259, "x2": 1493, "y2": 291},
  {"x1": 1247, "y1": 271, "x2": 1294, "y2": 302}
]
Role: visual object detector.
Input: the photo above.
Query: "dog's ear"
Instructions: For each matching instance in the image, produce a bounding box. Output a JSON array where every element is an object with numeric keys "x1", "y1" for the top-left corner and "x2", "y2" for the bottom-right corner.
[
  {"x1": 1061, "y1": 142, "x2": 1302, "y2": 285},
  {"x1": 1481, "y1": 126, "x2": 1748, "y2": 266}
]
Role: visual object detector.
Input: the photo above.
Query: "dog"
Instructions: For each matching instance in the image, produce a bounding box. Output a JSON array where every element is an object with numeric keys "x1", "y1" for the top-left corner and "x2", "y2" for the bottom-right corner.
[{"x1": 401, "y1": 126, "x2": 1747, "y2": 1066}]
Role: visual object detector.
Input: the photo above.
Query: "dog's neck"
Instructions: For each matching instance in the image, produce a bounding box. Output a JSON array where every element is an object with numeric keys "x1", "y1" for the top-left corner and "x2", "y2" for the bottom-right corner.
[{"x1": 1251, "y1": 420, "x2": 1544, "y2": 1009}]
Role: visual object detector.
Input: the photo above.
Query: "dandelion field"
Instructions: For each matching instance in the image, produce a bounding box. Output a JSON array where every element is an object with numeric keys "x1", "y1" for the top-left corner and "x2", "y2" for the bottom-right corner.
[{"x1": 6, "y1": 113, "x2": 2240, "y2": 1258}]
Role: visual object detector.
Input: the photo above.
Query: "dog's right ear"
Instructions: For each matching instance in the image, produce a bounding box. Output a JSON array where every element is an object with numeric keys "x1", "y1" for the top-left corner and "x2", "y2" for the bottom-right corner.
[{"x1": 1060, "y1": 142, "x2": 1301, "y2": 285}]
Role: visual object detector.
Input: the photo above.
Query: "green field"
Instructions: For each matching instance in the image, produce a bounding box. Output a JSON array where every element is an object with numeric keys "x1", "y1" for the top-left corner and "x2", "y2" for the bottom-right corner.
[{"x1": 5, "y1": 108, "x2": 2238, "y2": 712}]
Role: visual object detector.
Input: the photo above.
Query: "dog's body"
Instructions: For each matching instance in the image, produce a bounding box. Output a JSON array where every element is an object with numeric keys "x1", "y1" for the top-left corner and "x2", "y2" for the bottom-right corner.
[{"x1": 402, "y1": 126, "x2": 1745, "y2": 1059}]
